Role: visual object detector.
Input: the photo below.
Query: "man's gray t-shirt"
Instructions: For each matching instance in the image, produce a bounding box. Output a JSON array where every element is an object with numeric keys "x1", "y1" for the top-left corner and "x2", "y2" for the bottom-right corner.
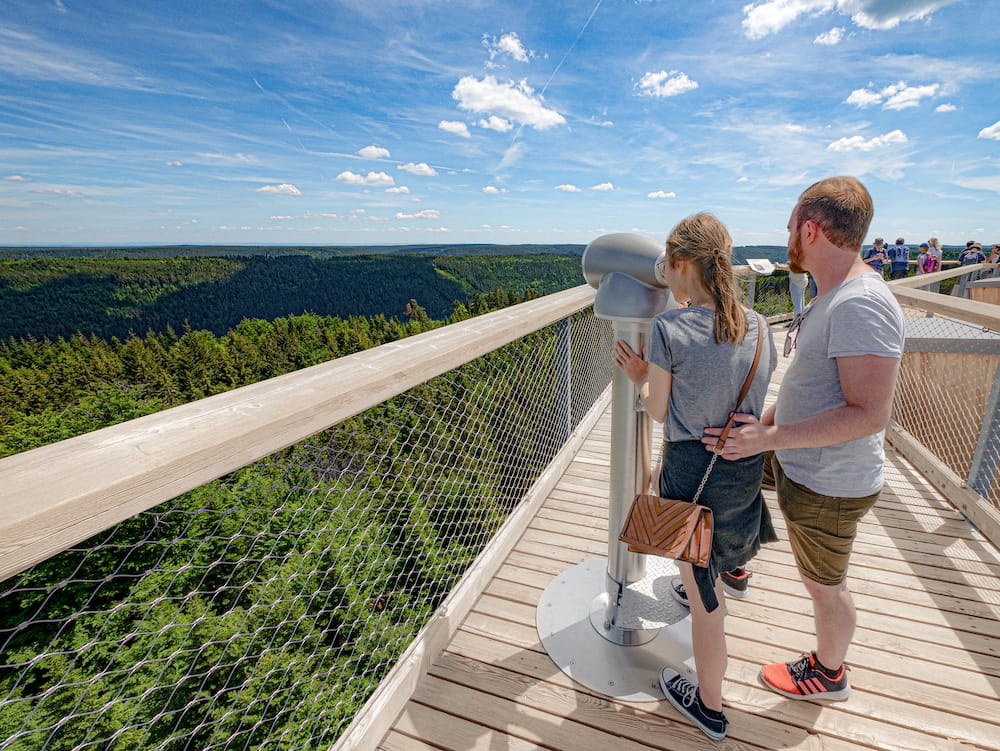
[
  {"x1": 775, "y1": 273, "x2": 905, "y2": 497},
  {"x1": 647, "y1": 308, "x2": 776, "y2": 443}
]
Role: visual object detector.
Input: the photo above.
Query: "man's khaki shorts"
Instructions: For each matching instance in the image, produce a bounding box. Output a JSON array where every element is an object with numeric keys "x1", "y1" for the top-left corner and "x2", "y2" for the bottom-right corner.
[{"x1": 770, "y1": 453, "x2": 880, "y2": 586}]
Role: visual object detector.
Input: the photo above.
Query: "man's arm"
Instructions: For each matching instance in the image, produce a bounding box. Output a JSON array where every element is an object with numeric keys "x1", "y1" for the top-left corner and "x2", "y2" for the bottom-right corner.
[{"x1": 702, "y1": 354, "x2": 900, "y2": 458}]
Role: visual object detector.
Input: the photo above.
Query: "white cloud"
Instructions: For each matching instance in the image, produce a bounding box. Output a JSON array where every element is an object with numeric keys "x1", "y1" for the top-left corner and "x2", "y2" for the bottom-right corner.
[
  {"x1": 815, "y1": 27, "x2": 845, "y2": 44},
  {"x1": 845, "y1": 81, "x2": 938, "y2": 110},
  {"x1": 648, "y1": 190, "x2": 677, "y2": 199},
  {"x1": 256, "y1": 183, "x2": 301, "y2": 196},
  {"x1": 439, "y1": 120, "x2": 471, "y2": 138},
  {"x1": 358, "y1": 145, "x2": 390, "y2": 159},
  {"x1": 845, "y1": 87, "x2": 883, "y2": 107},
  {"x1": 844, "y1": 0, "x2": 961, "y2": 30},
  {"x1": 954, "y1": 175, "x2": 1000, "y2": 192},
  {"x1": 742, "y1": 0, "x2": 961, "y2": 39},
  {"x1": 636, "y1": 70, "x2": 698, "y2": 98},
  {"x1": 826, "y1": 129, "x2": 907, "y2": 151},
  {"x1": 336, "y1": 170, "x2": 395, "y2": 187},
  {"x1": 479, "y1": 115, "x2": 513, "y2": 132},
  {"x1": 482, "y1": 186, "x2": 507, "y2": 194},
  {"x1": 885, "y1": 82, "x2": 938, "y2": 110},
  {"x1": 556, "y1": 184, "x2": 581, "y2": 192},
  {"x1": 4, "y1": 175, "x2": 30, "y2": 182},
  {"x1": 490, "y1": 32, "x2": 530, "y2": 62},
  {"x1": 386, "y1": 186, "x2": 410, "y2": 194},
  {"x1": 31, "y1": 187, "x2": 86, "y2": 198},
  {"x1": 591, "y1": 182, "x2": 614, "y2": 191},
  {"x1": 165, "y1": 160, "x2": 183, "y2": 167},
  {"x1": 935, "y1": 103, "x2": 956, "y2": 113},
  {"x1": 270, "y1": 215, "x2": 295, "y2": 220},
  {"x1": 399, "y1": 162, "x2": 438, "y2": 176},
  {"x1": 197, "y1": 152, "x2": 257, "y2": 165},
  {"x1": 979, "y1": 121, "x2": 1000, "y2": 140},
  {"x1": 499, "y1": 142, "x2": 526, "y2": 170},
  {"x1": 452, "y1": 75, "x2": 566, "y2": 130},
  {"x1": 395, "y1": 209, "x2": 441, "y2": 219}
]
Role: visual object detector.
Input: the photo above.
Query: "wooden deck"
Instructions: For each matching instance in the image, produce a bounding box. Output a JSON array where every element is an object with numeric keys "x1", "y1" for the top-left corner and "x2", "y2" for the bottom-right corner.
[{"x1": 377, "y1": 329, "x2": 1000, "y2": 751}]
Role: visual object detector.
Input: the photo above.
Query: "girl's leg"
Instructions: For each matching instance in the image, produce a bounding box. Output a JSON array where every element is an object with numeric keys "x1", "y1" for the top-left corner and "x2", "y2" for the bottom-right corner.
[{"x1": 677, "y1": 562, "x2": 728, "y2": 710}]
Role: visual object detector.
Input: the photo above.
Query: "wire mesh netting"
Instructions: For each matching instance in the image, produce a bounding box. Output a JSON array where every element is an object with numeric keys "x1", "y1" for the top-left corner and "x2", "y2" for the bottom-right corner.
[
  {"x1": 0, "y1": 311, "x2": 613, "y2": 751},
  {"x1": 893, "y1": 305, "x2": 1000, "y2": 509}
]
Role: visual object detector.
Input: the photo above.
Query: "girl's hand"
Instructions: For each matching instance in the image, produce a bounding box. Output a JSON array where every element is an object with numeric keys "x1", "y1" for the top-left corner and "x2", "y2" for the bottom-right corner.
[{"x1": 613, "y1": 340, "x2": 648, "y2": 385}]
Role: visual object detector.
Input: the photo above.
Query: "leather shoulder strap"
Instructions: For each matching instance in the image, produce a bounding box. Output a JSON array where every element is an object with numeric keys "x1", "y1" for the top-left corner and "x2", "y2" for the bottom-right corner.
[{"x1": 713, "y1": 312, "x2": 765, "y2": 453}]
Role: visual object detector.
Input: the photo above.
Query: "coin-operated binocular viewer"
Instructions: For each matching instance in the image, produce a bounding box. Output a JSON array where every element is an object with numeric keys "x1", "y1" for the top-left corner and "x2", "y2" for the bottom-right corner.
[{"x1": 537, "y1": 233, "x2": 694, "y2": 701}]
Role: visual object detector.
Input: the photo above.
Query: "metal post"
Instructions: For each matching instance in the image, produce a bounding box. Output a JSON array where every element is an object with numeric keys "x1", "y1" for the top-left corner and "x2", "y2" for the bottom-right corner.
[
  {"x1": 968, "y1": 366, "x2": 1000, "y2": 499},
  {"x1": 555, "y1": 317, "x2": 573, "y2": 446},
  {"x1": 747, "y1": 271, "x2": 759, "y2": 309},
  {"x1": 536, "y1": 234, "x2": 695, "y2": 702},
  {"x1": 601, "y1": 319, "x2": 653, "y2": 643}
]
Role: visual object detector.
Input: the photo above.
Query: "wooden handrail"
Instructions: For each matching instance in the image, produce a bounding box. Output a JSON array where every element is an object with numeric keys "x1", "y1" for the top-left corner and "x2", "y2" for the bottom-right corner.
[{"x1": 0, "y1": 285, "x2": 597, "y2": 583}]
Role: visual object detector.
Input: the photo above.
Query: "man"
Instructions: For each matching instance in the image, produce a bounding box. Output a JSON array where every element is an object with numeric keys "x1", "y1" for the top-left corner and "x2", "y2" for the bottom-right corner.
[
  {"x1": 959, "y1": 241, "x2": 986, "y2": 266},
  {"x1": 862, "y1": 237, "x2": 886, "y2": 276},
  {"x1": 702, "y1": 176, "x2": 905, "y2": 702},
  {"x1": 886, "y1": 237, "x2": 910, "y2": 279}
]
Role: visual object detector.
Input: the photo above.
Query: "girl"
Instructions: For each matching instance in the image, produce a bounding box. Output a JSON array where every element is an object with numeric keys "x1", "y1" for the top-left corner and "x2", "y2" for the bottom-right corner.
[{"x1": 614, "y1": 212, "x2": 777, "y2": 740}]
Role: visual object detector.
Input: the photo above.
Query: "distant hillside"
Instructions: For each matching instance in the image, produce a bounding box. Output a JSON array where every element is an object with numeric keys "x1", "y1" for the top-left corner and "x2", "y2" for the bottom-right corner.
[
  {"x1": 0, "y1": 253, "x2": 584, "y2": 342},
  {"x1": 0, "y1": 243, "x2": 586, "y2": 261}
]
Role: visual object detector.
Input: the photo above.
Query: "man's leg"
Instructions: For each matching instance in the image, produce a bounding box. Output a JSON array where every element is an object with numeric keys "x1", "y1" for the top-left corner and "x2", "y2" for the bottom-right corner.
[
  {"x1": 802, "y1": 576, "x2": 856, "y2": 672},
  {"x1": 760, "y1": 457, "x2": 878, "y2": 700}
]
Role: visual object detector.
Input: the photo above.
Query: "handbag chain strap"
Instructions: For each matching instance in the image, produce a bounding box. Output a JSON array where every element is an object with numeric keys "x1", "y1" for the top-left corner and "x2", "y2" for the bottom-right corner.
[{"x1": 691, "y1": 312, "x2": 765, "y2": 504}]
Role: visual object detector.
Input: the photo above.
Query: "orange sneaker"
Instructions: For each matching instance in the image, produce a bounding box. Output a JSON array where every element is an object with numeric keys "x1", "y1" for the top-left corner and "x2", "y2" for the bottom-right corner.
[{"x1": 760, "y1": 652, "x2": 851, "y2": 701}]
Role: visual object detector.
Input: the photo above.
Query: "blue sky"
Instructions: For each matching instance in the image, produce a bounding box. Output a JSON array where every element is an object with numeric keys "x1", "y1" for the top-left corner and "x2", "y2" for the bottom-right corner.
[{"x1": 1, "y1": 0, "x2": 998, "y2": 247}]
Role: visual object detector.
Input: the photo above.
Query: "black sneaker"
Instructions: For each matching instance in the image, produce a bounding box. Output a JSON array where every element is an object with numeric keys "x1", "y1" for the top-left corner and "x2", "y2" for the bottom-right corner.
[
  {"x1": 668, "y1": 576, "x2": 689, "y2": 607},
  {"x1": 659, "y1": 668, "x2": 728, "y2": 741},
  {"x1": 721, "y1": 568, "x2": 751, "y2": 598}
]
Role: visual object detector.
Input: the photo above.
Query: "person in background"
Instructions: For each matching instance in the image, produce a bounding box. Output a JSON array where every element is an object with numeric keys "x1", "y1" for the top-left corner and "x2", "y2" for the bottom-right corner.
[
  {"x1": 862, "y1": 237, "x2": 887, "y2": 277},
  {"x1": 960, "y1": 242, "x2": 986, "y2": 265},
  {"x1": 886, "y1": 237, "x2": 910, "y2": 280},
  {"x1": 916, "y1": 243, "x2": 930, "y2": 275},
  {"x1": 989, "y1": 244, "x2": 1000, "y2": 264},
  {"x1": 775, "y1": 262, "x2": 809, "y2": 316},
  {"x1": 701, "y1": 176, "x2": 905, "y2": 706},
  {"x1": 927, "y1": 237, "x2": 944, "y2": 292},
  {"x1": 614, "y1": 212, "x2": 777, "y2": 741}
]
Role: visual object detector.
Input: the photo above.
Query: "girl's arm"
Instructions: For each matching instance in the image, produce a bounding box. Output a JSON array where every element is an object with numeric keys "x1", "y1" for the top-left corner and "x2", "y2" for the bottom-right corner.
[{"x1": 613, "y1": 340, "x2": 671, "y2": 423}]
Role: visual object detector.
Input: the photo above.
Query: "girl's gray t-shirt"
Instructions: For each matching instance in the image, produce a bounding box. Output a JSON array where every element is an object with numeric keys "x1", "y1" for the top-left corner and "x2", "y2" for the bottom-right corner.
[
  {"x1": 647, "y1": 308, "x2": 776, "y2": 443},
  {"x1": 774, "y1": 273, "x2": 905, "y2": 497}
]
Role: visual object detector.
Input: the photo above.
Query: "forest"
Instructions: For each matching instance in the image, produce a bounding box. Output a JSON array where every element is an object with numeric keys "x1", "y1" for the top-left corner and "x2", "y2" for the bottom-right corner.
[
  {"x1": 0, "y1": 251, "x2": 597, "y2": 749},
  {"x1": 0, "y1": 253, "x2": 585, "y2": 341}
]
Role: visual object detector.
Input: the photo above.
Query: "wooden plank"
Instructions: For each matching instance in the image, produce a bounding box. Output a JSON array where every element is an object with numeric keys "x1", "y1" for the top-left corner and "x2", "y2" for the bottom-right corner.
[
  {"x1": 459, "y1": 611, "x2": 1000, "y2": 730},
  {"x1": 889, "y1": 423, "x2": 1000, "y2": 550},
  {"x1": 448, "y1": 627, "x2": 1000, "y2": 751},
  {"x1": 424, "y1": 653, "x2": 783, "y2": 751},
  {"x1": 390, "y1": 702, "x2": 542, "y2": 751}
]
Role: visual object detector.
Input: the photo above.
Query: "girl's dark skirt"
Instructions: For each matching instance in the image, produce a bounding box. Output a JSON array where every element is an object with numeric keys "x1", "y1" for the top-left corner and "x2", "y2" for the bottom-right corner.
[{"x1": 658, "y1": 439, "x2": 778, "y2": 612}]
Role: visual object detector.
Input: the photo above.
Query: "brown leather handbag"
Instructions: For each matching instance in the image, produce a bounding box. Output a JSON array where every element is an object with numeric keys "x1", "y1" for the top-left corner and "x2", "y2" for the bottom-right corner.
[{"x1": 618, "y1": 313, "x2": 765, "y2": 568}]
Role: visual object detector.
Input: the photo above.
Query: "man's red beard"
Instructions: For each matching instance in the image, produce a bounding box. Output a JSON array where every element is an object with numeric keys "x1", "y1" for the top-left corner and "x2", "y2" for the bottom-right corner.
[{"x1": 788, "y1": 229, "x2": 806, "y2": 274}]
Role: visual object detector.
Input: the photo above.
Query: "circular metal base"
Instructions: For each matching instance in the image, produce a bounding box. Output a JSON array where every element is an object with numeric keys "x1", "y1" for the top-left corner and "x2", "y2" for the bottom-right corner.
[{"x1": 536, "y1": 557, "x2": 695, "y2": 701}]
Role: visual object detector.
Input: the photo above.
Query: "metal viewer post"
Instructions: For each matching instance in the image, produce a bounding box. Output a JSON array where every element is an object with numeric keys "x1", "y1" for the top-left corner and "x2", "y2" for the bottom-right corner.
[{"x1": 536, "y1": 233, "x2": 693, "y2": 703}]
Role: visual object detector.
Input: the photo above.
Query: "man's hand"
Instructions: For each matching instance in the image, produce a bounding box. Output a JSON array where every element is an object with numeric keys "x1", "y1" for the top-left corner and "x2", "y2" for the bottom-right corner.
[{"x1": 701, "y1": 413, "x2": 775, "y2": 460}]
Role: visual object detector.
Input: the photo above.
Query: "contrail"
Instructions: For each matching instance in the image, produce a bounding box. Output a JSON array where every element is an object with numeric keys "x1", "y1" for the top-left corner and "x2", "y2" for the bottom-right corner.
[
  {"x1": 503, "y1": 0, "x2": 603, "y2": 165},
  {"x1": 540, "y1": 0, "x2": 603, "y2": 97}
]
